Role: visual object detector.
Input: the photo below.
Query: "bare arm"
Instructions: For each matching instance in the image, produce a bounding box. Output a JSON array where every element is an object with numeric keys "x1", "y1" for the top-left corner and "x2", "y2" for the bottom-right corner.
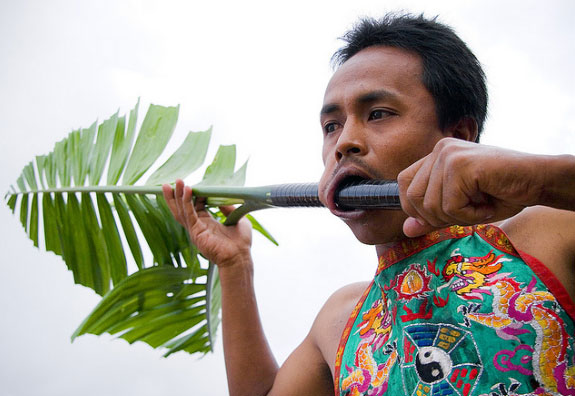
[
  {"x1": 397, "y1": 139, "x2": 575, "y2": 300},
  {"x1": 163, "y1": 180, "x2": 335, "y2": 396},
  {"x1": 218, "y1": 259, "x2": 279, "y2": 395},
  {"x1": 398, "y1": 138, "x2": 575, "y2": 237},
  {"x1": 163, "y1": 180, "x2": 276, "y2": 395},
  {"x1": 267, "y1": 282, "x2": 369, "y2": 396}
]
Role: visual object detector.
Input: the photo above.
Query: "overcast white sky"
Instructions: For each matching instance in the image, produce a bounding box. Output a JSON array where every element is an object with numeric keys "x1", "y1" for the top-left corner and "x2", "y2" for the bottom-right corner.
[{"x1": 1, "y1": 1, "x2": 574, "y2": 395}]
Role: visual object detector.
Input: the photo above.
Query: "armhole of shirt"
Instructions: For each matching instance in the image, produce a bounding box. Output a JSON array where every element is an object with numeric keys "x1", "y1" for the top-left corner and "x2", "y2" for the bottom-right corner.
[
  {"x1": 333, "y1": 280, "x2": 374, "y2": 395},
  {"x1": 517, "y1": 249, "x2": 575, "y2": 322},
  {"x1": 479, "y1": 224, "x2": 575, "y2": 322}
]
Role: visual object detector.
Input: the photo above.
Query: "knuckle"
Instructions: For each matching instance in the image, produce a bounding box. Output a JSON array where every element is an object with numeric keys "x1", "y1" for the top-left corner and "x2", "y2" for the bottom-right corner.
[
  {"x1": 443, "y1": 202, "x2": 459, "y2": 218},
  {"x1": 405, "y1": 186, "x2": 423, "y2": 202},
  {"x1": 427, "y1": 218, "x2": 445, "y2": 228},
  {"x1": 422, "y1": 198, "x2": 435, "y2": 213},
  {"x1": 420, "y1": 195, "x2": 452, "y2": 226},
  {"x1": 397, "y1": 170, "x2": 411, "y2": 186},
  {"x1": 436, "y1": 137, "x2": 459, "y2": 155},
  {"x1": 435, "y1": 138, "x2": 449, "y2": 150},
  {"x1": 422, "y1": 205, "x2": 443, "y2": 226},
  {"x1": 400, "y1": 200, "x2": 416, "y2": 217},
  {"x1": 445, "y1": 151, "x2": 465, "y2": 168},
  {"x1": 435, "y1": 137, "x2": 457, "y2": 152}
]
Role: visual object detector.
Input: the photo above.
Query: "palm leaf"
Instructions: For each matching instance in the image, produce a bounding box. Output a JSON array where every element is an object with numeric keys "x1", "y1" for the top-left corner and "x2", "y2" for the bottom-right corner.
[{"x1": 5, "y1": 100, "x2": 276, "y2": 356}]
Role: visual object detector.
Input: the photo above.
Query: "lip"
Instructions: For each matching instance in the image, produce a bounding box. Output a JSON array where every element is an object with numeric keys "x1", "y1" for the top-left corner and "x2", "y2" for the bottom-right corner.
[{"x1": 324, "y1": 166, "x2": 373, "y2": 219}]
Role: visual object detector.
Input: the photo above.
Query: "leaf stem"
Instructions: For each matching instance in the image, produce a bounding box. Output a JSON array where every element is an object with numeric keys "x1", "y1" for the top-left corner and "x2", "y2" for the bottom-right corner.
[{"x1": 7, "y1": 184, "x2": 274, "y2": 207}]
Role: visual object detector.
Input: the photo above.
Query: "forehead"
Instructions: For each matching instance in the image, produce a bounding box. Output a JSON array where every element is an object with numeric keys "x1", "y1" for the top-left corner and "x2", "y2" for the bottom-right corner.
[{"x1": 323, "y1": 46, "x2": 425, "y2": 106}]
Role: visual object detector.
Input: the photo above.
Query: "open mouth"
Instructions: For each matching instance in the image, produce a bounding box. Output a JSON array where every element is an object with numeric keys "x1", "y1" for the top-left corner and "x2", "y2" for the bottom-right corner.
[
  {"x1": 334, "y1": 175, "x2": 370, "y2": 211},
  {"x1": 451, "y1": 276, "x2": 473, "y2": 291}
]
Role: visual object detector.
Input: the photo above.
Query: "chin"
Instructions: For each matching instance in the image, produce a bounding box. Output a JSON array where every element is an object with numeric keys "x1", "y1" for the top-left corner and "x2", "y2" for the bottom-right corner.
[{"x1": 344, "y1": 212, "x2": 407, "y2": 246}]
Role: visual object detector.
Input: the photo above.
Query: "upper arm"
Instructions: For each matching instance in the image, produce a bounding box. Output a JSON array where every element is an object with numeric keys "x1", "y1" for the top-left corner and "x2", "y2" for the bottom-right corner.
[
  {"x1": 267, "y1": 335, "x2": 335, "y2": 396},
  {"x1": 266, "y1": 282, "x2": 369, "y2": 396}
]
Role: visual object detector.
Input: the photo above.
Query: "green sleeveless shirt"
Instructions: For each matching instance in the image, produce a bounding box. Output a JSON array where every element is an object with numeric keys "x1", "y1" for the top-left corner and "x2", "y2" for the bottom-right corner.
[{"x1": 334, "y1": 225, "x2": 575, "y2": 396}]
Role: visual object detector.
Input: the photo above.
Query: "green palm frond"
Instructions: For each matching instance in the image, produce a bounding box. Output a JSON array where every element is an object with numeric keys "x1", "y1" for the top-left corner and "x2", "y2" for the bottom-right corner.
[{"x1": 5, "y1": 100, "x2": 275, "y2": 357}]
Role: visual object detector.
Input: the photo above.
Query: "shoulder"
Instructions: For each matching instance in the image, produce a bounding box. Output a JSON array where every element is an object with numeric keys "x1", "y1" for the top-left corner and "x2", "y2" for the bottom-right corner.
[
  {"x1": 499, "y1": 206, "x2": 575, "y2": 301},
  {"x1": 309, "y1": 282, "x2": 371, "y2": 374},
  {"x1": 314, "y1": 282, "x2": 371, "y2": 329},
  {"x1": 268, "y1": 282, "x2": 372, "y2": 395},
  {"x1": 324, "y1": 281, "x2": 371, "y2": 307},
  {"x1": 500, "y1": 206, "x2": 575, "y2": 253}
]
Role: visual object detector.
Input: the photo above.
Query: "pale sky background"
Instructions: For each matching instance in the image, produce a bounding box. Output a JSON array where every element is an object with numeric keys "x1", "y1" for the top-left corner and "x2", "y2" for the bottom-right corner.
[{"x1": 0, "y1": 1, "x2": 573, "y2": 395}]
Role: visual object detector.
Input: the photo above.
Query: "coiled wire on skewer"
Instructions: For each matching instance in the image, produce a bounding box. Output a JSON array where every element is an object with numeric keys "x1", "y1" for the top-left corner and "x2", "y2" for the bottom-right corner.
[{"x1": 268, "y1": 180, "x2": 400, "y2": 210}]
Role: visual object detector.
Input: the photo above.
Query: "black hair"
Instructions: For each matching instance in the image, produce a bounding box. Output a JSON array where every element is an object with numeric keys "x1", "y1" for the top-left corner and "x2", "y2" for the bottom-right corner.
[{"x1": 332, "y1": 13, "x2": 488, "y2": 140}]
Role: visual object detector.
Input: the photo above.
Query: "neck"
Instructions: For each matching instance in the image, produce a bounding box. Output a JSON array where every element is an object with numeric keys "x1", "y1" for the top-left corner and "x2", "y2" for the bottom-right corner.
[{"x1": 374, "y1": 233, "x2": 413, "y2": 257}]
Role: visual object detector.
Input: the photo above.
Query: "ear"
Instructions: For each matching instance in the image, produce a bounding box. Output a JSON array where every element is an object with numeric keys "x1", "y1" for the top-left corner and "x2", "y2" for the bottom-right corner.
[{"x1": 444, "y1": 117, "x2": 478, "y2": 142}]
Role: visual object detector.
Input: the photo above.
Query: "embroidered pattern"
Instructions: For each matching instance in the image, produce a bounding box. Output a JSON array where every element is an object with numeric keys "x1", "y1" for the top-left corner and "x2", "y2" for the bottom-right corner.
[
  {"x1": 401, "y1": 323, "x2": 482, "y2": 396},
  {"x1": 335, "y1": 225, "x2": 575, "y2": 396}
]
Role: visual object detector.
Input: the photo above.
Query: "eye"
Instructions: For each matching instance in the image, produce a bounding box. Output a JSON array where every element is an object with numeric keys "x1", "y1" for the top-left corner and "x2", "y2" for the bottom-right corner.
[
  {"x1": 368, "y1": 109, "x2": 393, "y2": 121},
  {"x1": 323, "y1": 122, "x2": 339, "y2": 134}
]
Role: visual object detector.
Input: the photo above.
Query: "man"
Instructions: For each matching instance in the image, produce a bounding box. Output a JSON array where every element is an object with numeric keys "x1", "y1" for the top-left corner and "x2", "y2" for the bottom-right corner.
[{"x1": 163, "y1": 14, "x2": 575, "y2": 396}]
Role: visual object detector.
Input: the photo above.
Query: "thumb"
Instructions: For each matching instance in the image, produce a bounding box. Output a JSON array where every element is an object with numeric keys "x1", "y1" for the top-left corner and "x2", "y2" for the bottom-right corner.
[{"x1": 403, "y1": 217, "x2": 437, "y2": 238}]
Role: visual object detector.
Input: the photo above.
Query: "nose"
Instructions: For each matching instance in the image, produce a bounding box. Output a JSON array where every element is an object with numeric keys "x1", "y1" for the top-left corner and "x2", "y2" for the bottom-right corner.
[{"x1": 335, "y1": 121, "x2": 367, "y2": 161}]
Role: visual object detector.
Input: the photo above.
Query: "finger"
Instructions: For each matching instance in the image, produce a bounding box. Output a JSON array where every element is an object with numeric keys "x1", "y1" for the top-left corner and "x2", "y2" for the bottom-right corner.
[
  {"x1": 174, "y1": 179, "x2": 184, "y2": 198},
  {"x1": 162, "y1": 183, "x2": 174, "y2": 199},
  {"x1": 402, "y1": 155, "x2": 447, "y2": 227},
  {"x1": 162, "y1": 181, "x2": 182, "y2": 219},
  {"x1": 183, "y1": 187, "x2": 223, "y2": 227},
  {"x1": 398, "y1": 156, "x2": 426, "y2": 220},
  {"x1": 194, "y1": 196, "x2": 208, "y2": 214},
  {"x1": 174, "y1": 179, "x2": 186, "y2": 221},
  {"x1": 420, "y1": 156, "x2": 460, "y2": 227},
  {"x1": 400, "y1": 154, "x2": 453, "y2": 237},
  {"x1": 180, "y1": 186, "x2": 200, "y2": 228},
  {"x1": 162, "y1": 184, "x2": 176, "y2": 213},
  {"x1": 182, "y1": 185, "x2": 195, "y2": 208},
  {"x1": 444, "y1": 177, "x2": 496, "y2": 224}
]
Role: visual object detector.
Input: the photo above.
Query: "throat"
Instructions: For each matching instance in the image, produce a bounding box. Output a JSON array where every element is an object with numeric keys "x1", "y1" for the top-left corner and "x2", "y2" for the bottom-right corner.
[{"x1": 375, "y1": 234, "x2": 412, "y2": 258}]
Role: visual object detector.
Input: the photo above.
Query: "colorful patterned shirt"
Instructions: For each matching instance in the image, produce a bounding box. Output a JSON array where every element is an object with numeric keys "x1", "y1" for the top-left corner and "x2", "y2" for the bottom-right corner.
[{"x1": 334, "y1": 225, "x2": 575, "y2": 396}]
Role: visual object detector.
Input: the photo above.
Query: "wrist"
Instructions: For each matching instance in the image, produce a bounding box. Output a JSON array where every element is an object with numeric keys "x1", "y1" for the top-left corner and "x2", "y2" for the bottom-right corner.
[
  {"x1": 218, "y1": 253, "x2": 254, "y2": 282},
  {"x1": 539, "y1": 154, "x2": 575, "y2": 211}
]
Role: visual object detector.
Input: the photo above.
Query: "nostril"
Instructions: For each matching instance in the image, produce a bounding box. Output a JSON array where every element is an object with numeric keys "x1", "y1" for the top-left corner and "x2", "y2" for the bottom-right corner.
[{"x1": 336, "y1": 146, "x2": 361, "y2": 161}]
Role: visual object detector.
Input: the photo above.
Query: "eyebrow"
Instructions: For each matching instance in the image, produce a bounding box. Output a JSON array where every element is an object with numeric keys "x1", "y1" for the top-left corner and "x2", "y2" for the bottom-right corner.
[
  {"x1": 319, "y1": 89, "x2": 399, "y2": 117},
  {"x1": 357, "y1": 89, "x2": 398, "y2": 105},
  {"x1": 319, "y1": 103, "x2": 340, "y2": 116}
]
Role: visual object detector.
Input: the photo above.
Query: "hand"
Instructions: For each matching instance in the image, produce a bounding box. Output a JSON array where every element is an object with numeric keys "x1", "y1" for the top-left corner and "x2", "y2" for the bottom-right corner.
[
  {"x1": 162, "y1": 179, "x2": 253, "y2": 268},
  {"x1": 398, "y1": 138, "x2": 543, "y2": 237}
]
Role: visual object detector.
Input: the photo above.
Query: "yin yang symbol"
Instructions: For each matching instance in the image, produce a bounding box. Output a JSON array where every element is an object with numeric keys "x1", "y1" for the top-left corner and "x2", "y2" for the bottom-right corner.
[{"x1": 414, "y1": 347, "x2": 453, "y2": 384}]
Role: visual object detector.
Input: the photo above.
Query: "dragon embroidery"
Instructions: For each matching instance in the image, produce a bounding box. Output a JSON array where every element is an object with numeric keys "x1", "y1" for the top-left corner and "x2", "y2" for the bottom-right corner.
[
  {"x1": 445, "y1": 250, "x2": 575, "y2": 395},
  {"x1": 336, "y1": 226, "x2": 574, "y2": 396},
  {"x1": 341, "y1": 287, "x2": 397, "y2": 395}
]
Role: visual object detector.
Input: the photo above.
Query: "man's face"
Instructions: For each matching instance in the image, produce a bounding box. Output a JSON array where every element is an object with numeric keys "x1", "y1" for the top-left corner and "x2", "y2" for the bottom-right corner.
[{"x1": 318, "y1": 46, "x2": 449, "y2": 245}]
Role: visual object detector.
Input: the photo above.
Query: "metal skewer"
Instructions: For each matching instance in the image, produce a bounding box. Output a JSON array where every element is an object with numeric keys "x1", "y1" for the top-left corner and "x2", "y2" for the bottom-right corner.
[{"x1": 219, "y1": 180, "x2": 400, "y2": 225}]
